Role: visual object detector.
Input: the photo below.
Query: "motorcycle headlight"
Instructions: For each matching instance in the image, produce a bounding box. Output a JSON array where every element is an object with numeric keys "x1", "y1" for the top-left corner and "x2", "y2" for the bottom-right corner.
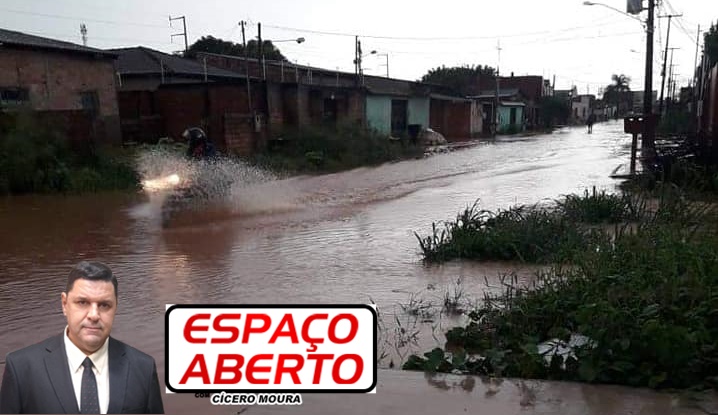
[{"x1": 142, "y1": 173, "x2": 182, "y2": 191}]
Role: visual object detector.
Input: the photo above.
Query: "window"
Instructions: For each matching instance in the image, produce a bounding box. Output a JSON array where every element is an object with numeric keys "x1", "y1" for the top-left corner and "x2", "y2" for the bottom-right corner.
[{"x1": 0, "y1": 88, "x2": 30, "y2": 107}]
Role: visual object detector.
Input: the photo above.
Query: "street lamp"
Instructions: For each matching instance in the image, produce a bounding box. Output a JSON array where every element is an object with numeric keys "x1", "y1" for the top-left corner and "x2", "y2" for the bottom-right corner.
[
  {"x1": 583, "y1": 0, "x2": 656, "y2": 153},
  {"x1": 270, "y1": 37, "x2": 305, "y2": 44},
  {"x1": 582, "y1": 1, "x2": 645, "y2": 25}
]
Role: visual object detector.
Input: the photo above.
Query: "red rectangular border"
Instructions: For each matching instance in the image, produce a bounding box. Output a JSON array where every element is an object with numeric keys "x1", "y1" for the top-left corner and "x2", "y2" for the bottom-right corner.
[{"x1": 164, "y1": 304, "x2": 378, "y2": 394}]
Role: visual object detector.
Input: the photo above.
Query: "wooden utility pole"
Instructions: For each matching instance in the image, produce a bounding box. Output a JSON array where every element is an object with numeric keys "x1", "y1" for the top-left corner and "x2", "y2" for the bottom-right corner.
[
  {"x1": 658, "y1": 14, "x2": 681, "y2": 116},
  {"x1": 692, "y1": 25, "x2": 701, "y2": 121},
  {"x1": 257, "y1": 22, "x2": 265, "y2": 80},
  {"x1": 495, "y1": 39, "x2": 502, "y2": 137},
  {"x1": 240, "y1": 20, "x2": 252, "y2": 114},
  {"x1": 354, "y1": 36, "x2": 359, "y2": 86},
  {"x1": 641, "y1": 0, "x2": 656, "y2": 151},
  {"x1": 667, "y1": 49, "x2": 679, "y2": 102}
]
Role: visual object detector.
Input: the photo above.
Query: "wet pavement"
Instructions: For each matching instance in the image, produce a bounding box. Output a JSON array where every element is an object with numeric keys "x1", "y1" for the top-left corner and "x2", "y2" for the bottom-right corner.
[{"x1": 1, "y1": 120, "x2": 714, "y2": 413}]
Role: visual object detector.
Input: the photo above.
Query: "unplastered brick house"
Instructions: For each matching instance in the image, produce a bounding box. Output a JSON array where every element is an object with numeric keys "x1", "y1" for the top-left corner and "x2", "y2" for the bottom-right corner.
[{"x1": 0, "y1": 28, "x2": 121, "y2": 144}]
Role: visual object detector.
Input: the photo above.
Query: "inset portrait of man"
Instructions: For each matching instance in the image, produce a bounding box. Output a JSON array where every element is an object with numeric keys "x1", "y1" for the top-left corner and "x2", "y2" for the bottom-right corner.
[{"x1": 0, "y1": 261, "x2": 164, "y2": 414}]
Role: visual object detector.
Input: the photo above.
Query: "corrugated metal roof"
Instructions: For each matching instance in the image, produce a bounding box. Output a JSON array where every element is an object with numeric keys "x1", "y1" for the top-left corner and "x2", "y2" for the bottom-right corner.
[
  {"x1": 0, "y1": 28, "x2": 116, "y2": 57},
  {"x1": 108, "y1": 47, "x2": 245, "y2": 79},
  {"x1": 467, "y1": 88, "x2": 521, "y2": 99},
  {"x1": 430, "y1": 93, "x2": 471, "y2": 102}
]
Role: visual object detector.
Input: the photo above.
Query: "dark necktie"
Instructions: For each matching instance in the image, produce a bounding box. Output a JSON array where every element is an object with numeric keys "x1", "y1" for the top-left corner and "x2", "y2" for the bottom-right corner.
[{"x1": 81, "y1": 357, "x2": 100, "y2": 414}]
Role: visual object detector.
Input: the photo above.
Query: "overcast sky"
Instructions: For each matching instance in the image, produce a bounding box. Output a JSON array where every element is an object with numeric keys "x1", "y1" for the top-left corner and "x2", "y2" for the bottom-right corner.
[{"x1": 1, "y1": 0, "x2": 716, "y2": 95}]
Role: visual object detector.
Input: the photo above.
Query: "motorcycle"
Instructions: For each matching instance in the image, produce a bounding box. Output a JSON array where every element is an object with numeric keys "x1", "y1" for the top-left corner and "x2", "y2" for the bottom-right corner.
[{"x1": 141, "y1": 127, "x2": 233, "y2": 227}]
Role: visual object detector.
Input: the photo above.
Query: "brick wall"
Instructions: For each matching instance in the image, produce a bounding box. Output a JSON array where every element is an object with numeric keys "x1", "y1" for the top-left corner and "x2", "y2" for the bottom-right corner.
[
  {"x1": 430, "y1": 99, "x2": 471, "y2": 140},
  {"x1": 223, "y1": 113, "x2": 256, "y2": 156},
  {"x1": 281, "y1": 85, "x2": 299, "y2": 126},
  {"x1": 266, "y1": 83, "x2": 284, "y2": 135},
  {"x1": 0, "y1": 48, "x2": 118, "y2": 117},
  {"x1": 347, "y1": 90, "x2": 365, "y2": 126},
  {"x1": 148, "y1": 82, "x2": 267, "y2": 153}
]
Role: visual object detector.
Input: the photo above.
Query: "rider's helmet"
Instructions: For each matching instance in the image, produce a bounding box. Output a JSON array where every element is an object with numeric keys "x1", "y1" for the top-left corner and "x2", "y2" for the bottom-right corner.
[{"x1": 183, "y1": 127, "x2": 209, "y2": 159}]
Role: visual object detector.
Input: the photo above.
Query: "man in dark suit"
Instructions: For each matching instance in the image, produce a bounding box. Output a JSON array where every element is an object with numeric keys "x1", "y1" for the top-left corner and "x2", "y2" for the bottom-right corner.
[{"x1": 0, "y1": 261, "x2": 164, "y2": 414}]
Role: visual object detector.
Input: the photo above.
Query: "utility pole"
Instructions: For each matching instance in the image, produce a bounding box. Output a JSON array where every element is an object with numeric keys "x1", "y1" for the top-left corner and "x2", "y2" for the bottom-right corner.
[
  {"x1": 668, "y1": 63, "x2": 677, "y2": 101},
  {"x1": 658, "y1": 13, "x2": 681, "y2": 116},
  {"x1": 80, "y1": 24, "x2": 87, "y2": 46},
  {"x1": 665, "y1": 47, "x2": 679, "y2": 106},
  {"x1": 642, "y1": 0, "x2": 656, "y2": 151},
  {"x1": 692, "y1": 25, "x2": 701, "y2": 121},
  {"x1": 257, "y1": 22, "x2": 265, "y2": 80},
  {"x1": 692, "y1": 25, "x2": 701, "y2": 88},
  {"x1": 356, "y1": 38, "x2": 364, "y2": 85},
  {"x1": 239, "y1": 20, "x2": 252, "y2": 115},
  {"x1": 671, "y1": 71, "x2": 679, "y2": 103},
  {"x1": 668, "y1": 49, "x2": 678, "y2": 100},
  {"x1": 169, "y1": 15, "x2": 188, "y2": 54},
  {"x1": 495, "y1": 39, "x2": 501, "y2": 137}
]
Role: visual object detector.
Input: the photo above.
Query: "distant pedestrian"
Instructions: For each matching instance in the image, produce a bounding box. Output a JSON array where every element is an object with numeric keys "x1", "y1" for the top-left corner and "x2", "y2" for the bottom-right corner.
[{"x1": 586, "y1": 113, "x2": 596, "y2": 134}]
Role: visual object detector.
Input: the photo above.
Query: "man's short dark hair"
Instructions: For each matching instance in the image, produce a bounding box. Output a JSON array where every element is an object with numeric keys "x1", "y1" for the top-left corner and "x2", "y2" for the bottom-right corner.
[{"x1": 66, "y1": 261, "x2": 118, "y2": 298}]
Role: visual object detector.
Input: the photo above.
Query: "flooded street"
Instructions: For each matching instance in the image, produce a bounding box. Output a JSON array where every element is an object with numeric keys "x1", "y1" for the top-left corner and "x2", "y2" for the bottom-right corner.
[{"x1": 3, "y1": 120, "x2": 707, "y2": 414}]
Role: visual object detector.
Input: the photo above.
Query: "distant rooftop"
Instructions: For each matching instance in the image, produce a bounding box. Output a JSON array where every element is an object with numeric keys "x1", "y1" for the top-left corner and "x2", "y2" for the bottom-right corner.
[
  {"x1": 468, "y1": 88, "x2": 521, "y2": 99},
  {"x1": 0, "y1": 27, "x2": 116, "y2": 57},
  {"x1": 108, "y1": 47, "x2": 245, "y2": 79}
]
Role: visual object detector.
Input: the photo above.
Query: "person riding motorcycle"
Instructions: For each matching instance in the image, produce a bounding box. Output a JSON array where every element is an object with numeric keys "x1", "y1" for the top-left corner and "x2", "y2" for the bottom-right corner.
[
  {"x1": 177, "y1": 126, "x2": 230, "y2": 200},
  {"x1": 183, "y1": 127, "x2": 217, "y2": 161}
]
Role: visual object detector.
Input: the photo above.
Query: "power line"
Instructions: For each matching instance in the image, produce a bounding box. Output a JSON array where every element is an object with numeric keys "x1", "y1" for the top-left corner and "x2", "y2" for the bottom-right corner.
[
  {"x1": 14, "y1": 29, "x2": 175, "y2": 47},
  {"x1": 256, "y1": 18, "x2": 629, "y2": 42},
  {"x1": 0, "y1": 7, "x2": 168, "y2": 28},
  {"x1": 662, "y1": 0, "x2": 702, "y2": 44}
]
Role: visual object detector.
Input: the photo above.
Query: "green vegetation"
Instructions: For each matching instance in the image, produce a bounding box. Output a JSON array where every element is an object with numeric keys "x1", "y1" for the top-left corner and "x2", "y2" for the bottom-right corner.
[
  {"x1": 252, "y1": 122, "x2": 424, "y2": 174},
  {"x1": 556, "y1": 186, "x2": 640, "y2": 223},
  {"x1": 415, "y1": 187, "x2": 636, "y2": 265},
  {"x1": 0, "y1": 112, "x2": 140, "y2": 195},
  {"x1": 184, "y1": 35, "x2": 286, "y2": 61},
  {"x1": 407, "y1": 182, "x2": 718, "y2": 390},
  {"x1": 419, "y1": 64, "x2": 496, "y2": 96}
]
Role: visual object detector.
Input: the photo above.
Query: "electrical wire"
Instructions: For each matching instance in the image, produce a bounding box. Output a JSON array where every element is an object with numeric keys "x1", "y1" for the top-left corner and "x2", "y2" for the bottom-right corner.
[
  {"x1": 254, "y1": 17, "x2": 630, "y2": 42},
  {"x1": 0, "y1": 7, "x2": 168, "y2": 29}
]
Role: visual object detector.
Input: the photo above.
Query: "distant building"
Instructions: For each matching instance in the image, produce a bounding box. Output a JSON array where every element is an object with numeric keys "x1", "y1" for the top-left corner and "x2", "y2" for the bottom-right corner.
[
  {"x1": 467, "y1": 88, "x2": 526, "y2": 134},
  {"x1": 0, "y1": 27, "x2": 121, "y2": 144},
  {"x1": 543, "y1": 79, "x2": 554, "y2": 97},
  {"x1": 631, "y1": 90, "x2": 658, "y2": 113},
  {"x1": 571, "y1": 94, "x2": 596, "y2": 122}
]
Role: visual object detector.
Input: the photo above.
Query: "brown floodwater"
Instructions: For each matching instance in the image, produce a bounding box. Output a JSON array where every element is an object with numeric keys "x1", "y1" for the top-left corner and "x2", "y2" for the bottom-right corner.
[{"x1": 4, "y1": 121, "x2": 703, "y2": 413}]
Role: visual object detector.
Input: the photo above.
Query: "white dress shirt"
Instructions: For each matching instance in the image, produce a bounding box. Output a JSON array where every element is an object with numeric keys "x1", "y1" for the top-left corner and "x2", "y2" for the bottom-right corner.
[{"x1": 64, "y1": 326, "x2": 110, "y2": 414}]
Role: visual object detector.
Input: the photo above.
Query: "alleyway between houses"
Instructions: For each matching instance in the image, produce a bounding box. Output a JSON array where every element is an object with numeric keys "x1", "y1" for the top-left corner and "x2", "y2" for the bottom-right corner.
[{"x1": 1, "y1": 120, "x2": 714, "y2": 414}]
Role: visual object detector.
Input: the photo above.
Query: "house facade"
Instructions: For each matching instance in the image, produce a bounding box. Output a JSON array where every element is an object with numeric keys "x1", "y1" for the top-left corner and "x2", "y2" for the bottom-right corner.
[
  {"x1": 0, "y1": 28, "x2": 121, "y2": 144},
  {"x1": 468, "y1": 88, "x2": 526, "y2": 134},
  {"x1": 476, "y1": 74, "x2": 544, "y2": 129},
  {"x1": 196, "y1": 53, "x2": 473, "y2": 143},
  {"x1": 363, "y1": 77, "x2": 430, "y2": 138},
  {"x1": 571, "y1": 94, "x2": 595, "y2": 122},
  {"x1": 429, "y1": 93, "x2": 481, "y2": 140}
]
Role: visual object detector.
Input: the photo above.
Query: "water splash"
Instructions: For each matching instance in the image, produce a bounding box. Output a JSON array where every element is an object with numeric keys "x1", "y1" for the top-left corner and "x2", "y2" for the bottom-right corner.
[{"x1": 133, "y1": 145, "x2": 305, "y2": 225}]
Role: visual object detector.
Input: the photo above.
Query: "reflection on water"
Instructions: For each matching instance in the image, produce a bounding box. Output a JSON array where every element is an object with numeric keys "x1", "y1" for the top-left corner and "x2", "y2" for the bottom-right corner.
[{"x1": 1, "y1": 122, "x2": 627, "y2": 377}]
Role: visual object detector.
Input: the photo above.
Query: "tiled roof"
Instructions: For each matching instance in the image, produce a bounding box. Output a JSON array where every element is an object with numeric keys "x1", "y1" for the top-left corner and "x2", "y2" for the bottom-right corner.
[
  {"x1": 108, "y1": 47, "x2": 244, "y2": 79},
  {"x1": 0, "y1": 28, "x2": 116, "y2": 57}
]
